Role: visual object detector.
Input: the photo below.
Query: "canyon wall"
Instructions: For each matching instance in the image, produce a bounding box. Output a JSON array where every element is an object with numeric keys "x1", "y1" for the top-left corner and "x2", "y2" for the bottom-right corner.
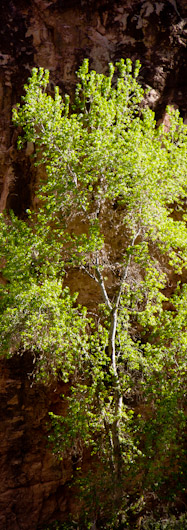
[{"x1": 0, "y1": 1, "x2": 186, "y2": 528}]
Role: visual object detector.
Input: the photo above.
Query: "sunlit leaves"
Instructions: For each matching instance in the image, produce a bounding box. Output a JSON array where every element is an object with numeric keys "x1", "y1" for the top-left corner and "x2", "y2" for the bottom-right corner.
[{"x1": 4, "y1": 58, "x2": 187, "y2": 522}]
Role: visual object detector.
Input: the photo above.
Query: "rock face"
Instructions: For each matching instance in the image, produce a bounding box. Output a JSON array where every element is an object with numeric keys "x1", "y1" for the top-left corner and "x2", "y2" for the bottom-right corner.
[
  {"x1": 0, "y1": 354, "x2": 74, "y2": 530},
  {"x1": 0, "y1": 1, "x2": 187, "y2": 528}
]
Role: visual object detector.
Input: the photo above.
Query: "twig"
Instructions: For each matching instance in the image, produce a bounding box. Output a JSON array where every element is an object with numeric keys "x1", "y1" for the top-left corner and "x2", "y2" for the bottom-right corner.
[{"x1": 95, "y1": 265, "x2": 112, "y2": 311}]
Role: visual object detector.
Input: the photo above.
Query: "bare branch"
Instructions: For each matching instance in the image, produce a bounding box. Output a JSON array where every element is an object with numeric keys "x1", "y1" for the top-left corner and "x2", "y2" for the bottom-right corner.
[
  {"x1": 95, "y1": 266, "x2": 112, "y2": 311},
  {"x1": 67, "y1": 163, "x2": 77, "y2": 187},
  {"x1": 108, "y1": 229, "x2": 141, "y2": 386},
  {"x1": 114, "y1": 228, "x2": 141, "y2": 312},
  {"x1": 81, "y1": 264, "x2": 98, "y2": 282}
]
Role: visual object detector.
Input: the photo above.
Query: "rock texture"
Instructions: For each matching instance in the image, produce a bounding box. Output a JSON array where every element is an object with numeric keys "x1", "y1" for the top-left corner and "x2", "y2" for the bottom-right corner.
[
  {"x1": 0, "y1": 354, "x2": 72, "y2": 530},
  {"x1": 0, "y1": 1, "x2": 187, "y2": 528}
]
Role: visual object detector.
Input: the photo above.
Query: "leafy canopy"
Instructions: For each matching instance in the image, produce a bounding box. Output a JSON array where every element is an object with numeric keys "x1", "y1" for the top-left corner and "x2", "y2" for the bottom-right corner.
[{"x1": 0, "y1": 58, "x2": 186, "y2": 526}]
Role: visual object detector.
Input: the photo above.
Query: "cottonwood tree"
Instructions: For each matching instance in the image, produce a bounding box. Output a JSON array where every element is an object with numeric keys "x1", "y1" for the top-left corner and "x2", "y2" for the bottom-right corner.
[{"x1": 0, "y1": 59, "x2": 186, "y2": 527}]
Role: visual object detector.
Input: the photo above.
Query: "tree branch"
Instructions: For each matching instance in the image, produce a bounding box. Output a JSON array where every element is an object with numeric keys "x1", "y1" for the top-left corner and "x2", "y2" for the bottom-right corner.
[
  {"x1": 81, "y1": 264, "x2": 98, "y2": 283},
  {"x1": 114, "y1": 228, "x2": 141, "y2": 312},
  {"x1": 95, "y1": 266, "x2": 112, "y2": 311},
  {"x1": 108, "y1": 229, "x2": 141, "y2": 376}
]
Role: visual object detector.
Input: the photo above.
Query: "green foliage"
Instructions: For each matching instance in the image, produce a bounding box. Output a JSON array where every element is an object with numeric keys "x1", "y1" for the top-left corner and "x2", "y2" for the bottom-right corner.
[
  {"x1": 141, "y1": 513, "x2": 187, "y2": 530},
  {"x1": 0, "y1": 211, "x2": 94, "y2": 381},
  {"x1": 41, "y1": 513, "x2": 187, "y2": 530},
  {"x1": 1, "y1": 58, "x2": 186, "y2": 526}
]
